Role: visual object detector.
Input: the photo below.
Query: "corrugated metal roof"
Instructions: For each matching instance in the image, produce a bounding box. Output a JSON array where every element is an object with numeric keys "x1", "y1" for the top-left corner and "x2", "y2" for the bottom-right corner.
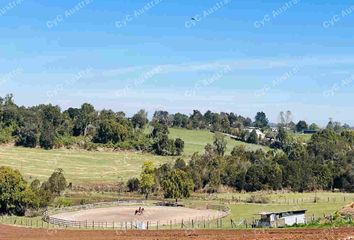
[{"x1": 257, "y1": 210, "x2": 307, "y2": 215}]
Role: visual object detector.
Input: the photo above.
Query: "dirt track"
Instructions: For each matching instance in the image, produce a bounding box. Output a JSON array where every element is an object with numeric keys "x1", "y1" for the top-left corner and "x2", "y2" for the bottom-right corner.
[
  {"x1": 1, "y1": 224, "x2": 354, "y2": 240},
  {"x1": 50, "y1": 206, "x2": 224, "y2": 226}
]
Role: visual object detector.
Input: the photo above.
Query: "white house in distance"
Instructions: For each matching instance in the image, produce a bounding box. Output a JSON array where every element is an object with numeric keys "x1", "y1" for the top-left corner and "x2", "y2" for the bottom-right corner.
[
  {"x1": 245, "y1": 127, "x2": 266, "y2": 140},
  {"x1": 256, "y1": 210, "x2": 307, "y2": 228}
]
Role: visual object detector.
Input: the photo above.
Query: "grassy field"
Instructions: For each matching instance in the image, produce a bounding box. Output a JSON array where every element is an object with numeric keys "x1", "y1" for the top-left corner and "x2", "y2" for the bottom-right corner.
[
  {"x1": 187, "y1": 192, "x2": 354, "y2": 228},
  {"x1": 0, "y1": 128, "x2": 269, "y2": 185},
  {"x1": 168, "y1": 128, "x2": 269, "y2": 156},
  {"x1": 0, "y1": 146, "x2": 174, "y2": 185},
  {"x1": 208, "y1": 191, "x2": 354, "y2": 202},
  {"x1": 291, "y1": 133, "x2": 313, "y2": 143},
  {"x1": 224, "y1": 201, "x2": 350, "y2": 227}
]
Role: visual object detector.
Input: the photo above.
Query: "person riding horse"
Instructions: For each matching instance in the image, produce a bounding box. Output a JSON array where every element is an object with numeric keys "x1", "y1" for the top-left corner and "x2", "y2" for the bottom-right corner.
[{"x1": 135, "y1": 207, "x2": 145, "y2": 215}]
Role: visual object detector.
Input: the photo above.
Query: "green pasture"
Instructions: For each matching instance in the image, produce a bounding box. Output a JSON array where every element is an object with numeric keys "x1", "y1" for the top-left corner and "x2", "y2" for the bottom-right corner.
[
  {"x1": 291, "y1": 132, "x2": 313, "y2": 143},
  {"x1": 188, "y1": 192, "x2": 354, "y2": 228},
  {"x1": 0, "y1": 146, "x2": 174, "y2": 185},
  {"x1": 168, "y1": 128, "x2": 269, "y2": 156},
  {"x1": 208, "y1": 191, "x2": 354, "y2": 202}
]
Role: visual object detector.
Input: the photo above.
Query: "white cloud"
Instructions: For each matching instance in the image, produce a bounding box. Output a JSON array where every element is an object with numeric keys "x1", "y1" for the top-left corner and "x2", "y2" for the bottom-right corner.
[{"x1": 93, "y1": 55, "x2": 354, "y2": 78}]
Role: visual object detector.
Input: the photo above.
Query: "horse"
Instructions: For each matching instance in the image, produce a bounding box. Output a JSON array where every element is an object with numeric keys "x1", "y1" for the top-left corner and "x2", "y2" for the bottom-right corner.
[{"x1": 135, "y1": 207, "x2": 145, "y2": 215}]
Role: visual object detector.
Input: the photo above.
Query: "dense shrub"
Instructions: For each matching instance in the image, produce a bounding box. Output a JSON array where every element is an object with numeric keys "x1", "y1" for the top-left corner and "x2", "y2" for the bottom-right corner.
[
  {"x1": 246, "y1": 194, "x2": 270, "y2": 204},
  {"x1": 127, "y1": 178, "x2": 140, "y2": 192},
  {"x1": 44, "y1": 168, "x2": 67, "y2": 196},
  {"x1": 54, "y1": 198, "x2": 72, "y2": 208},
  {"x1": 0, "y1": 124, "x2": 15, "y2": 144},
  {"x1": 0, "y1": 166, "x2": 40, "y2": 215},
  {"x1": 16, "y1": 126, "x2": 38, "y2": 148},
  {"x1": 39, "y1": 128, "x2": 56, "y2": 150}
]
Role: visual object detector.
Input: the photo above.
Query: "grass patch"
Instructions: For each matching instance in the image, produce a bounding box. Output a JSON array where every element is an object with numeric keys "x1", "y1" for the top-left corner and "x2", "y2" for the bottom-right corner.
[
  {"x1": 0, "y1": 146, "x2": 174, "y2": 185},
  {"x1": 168, "y1": 128, "x2": 269, "y2": 156}
]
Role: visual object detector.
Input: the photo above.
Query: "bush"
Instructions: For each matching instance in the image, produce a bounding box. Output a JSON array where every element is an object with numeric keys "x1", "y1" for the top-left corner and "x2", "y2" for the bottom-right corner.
[
  {"x1": 16, "y1": 126, "x2": 38, "y2": 148},
  {"x1": 174, "y1": 138, "x2": 184, "y2": 155},
  {"x1": 39, "y1": 129, "x2": 56, "y2": 150},
  {"x1": 54, "y1": 135, "x2": 89, "y2": 149},
  {"x1": 246, "y1": 194, "x2": 270, "y2": 204},
  {"x1": 0, "y1": 124, "x2": 15, "y2": 144},
  {"x1": 54, "y1": 198, "x2": 72, "y2": 208},
  {"x1": 46, "y1": 168, "x2": 67, "y2": 195},
  {"x1": 127, "y1": 178, "x2": 140, "y2": 192},
  {"x1": 0, "y1": 166, "x2": 40, "y2": 215},
  {"x1": 80, "y1": 198, "x2": 89, "y2": 205}
]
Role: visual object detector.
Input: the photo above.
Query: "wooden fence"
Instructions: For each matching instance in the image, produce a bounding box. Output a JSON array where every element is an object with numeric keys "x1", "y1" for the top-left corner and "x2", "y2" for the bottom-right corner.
[{"x1": 1, "y1": 214, "x2": 340, "y2": 231}]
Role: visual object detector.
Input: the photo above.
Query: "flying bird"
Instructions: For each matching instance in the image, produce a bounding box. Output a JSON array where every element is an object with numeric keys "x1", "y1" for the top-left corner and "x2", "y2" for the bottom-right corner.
[{"x1": 191, "y1": 17, "x2": 196, "y2": 21}]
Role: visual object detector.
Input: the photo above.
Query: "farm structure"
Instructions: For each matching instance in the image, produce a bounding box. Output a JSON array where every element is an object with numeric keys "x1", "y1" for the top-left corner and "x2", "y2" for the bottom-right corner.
[{"x1": 256, "y1": 210, "x2": 307, "y2": 228}]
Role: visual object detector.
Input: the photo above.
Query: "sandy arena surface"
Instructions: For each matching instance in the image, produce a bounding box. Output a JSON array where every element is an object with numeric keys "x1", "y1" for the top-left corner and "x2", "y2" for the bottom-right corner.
[
  {"x1": 51, "y1": 206, "x2": 226, "y2": 225},
  {"x1": 1, "y1": 224, "x2": 354, "y2": 240}
]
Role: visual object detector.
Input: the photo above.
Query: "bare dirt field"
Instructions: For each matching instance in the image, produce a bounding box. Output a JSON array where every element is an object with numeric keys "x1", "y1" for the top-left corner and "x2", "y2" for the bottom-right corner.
[
  {"x1": 50, "y1": 206, "x2": 225, "y2": 226},
  {"x1": 1, "y1": 224, "x2": 354, "y2": 240}
]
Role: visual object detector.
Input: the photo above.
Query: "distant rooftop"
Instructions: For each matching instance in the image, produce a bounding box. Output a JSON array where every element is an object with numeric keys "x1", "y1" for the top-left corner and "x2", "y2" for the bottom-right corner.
[{"x1": 258, "y1": 210, "x2": 307, "y2": 215}]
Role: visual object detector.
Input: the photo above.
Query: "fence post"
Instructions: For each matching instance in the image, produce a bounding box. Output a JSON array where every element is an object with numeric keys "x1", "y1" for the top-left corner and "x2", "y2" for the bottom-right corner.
[{"x1": 181, "y1": 219, "x2": 184, "y2": 229}]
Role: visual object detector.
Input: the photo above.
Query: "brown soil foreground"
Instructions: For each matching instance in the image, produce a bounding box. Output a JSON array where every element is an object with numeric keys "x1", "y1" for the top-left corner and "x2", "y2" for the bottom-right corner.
[{"x1": 0, "y1": 224, "x2": 353, "y2": 240}]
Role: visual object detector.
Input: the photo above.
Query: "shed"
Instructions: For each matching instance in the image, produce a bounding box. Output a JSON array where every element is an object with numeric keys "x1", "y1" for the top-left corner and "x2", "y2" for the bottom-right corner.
[{"x1": 256, "y1": 210, "x2": 307, "y2": 228}]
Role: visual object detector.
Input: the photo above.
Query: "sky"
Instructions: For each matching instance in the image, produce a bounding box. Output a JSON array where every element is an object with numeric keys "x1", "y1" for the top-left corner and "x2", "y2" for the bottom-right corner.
[{"x1": 0, "y1": 0, "x2": 354, "y2": 126}]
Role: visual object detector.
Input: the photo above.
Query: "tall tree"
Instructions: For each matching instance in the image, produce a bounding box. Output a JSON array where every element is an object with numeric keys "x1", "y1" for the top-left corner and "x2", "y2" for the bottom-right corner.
[
  {"x1": 254, "y1": 112, "x2": 269, "y2": 128},
  {"x1": 278, "y1": 111, "x2": 292, "y2": 127},
  {"x1": 46, "y1": 168, "x2": 67, "y2": 196},
  {"x1": 131, "y1": 109, "x2": 148, "y2": 129},
  {"x1": 296, "y1": 120, "x2": 308, "y2": 132},
  {"x1": 140, "y1": 161, "x2": 156, "y2": 199},
  {"x1": 161, "y1": 169, "x2": 194, "y2": 202},
  {"x1": 213, "y1": 133, "x2": 227, "y2": 156}
]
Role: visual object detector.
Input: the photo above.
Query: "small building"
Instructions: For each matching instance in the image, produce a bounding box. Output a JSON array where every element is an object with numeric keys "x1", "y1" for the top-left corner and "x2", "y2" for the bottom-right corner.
[
  {"x1": 245, "y1": 127, "x2": 266, "y2": 140},
  {"x1": 256, "y1": 210, "x2": 307, "y2": 228}
]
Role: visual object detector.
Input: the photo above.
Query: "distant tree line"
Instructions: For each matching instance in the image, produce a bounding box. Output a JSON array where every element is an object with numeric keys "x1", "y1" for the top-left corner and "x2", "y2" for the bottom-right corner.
[
  {"x1": 153, "y1": 110, "x2": 352, "y2": 147},
  {"x1": 0, "y1": 94, "x2": 183, "y2": 156},
  {"x1": 1, "y1": 94, "x2": 352, "y2": 153},
  {"x1": 130, "y1": 129, "x2": 354, "y2": 198}
]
